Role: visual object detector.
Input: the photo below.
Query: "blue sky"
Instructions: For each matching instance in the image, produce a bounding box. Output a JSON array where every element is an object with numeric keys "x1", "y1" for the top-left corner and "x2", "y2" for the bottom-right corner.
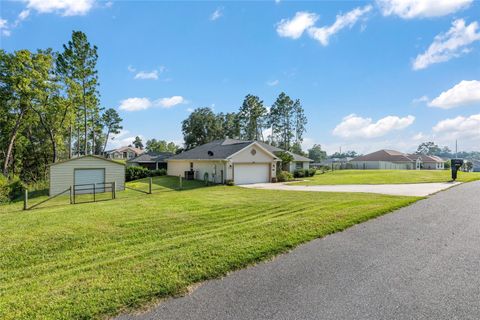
[{"x1": 1, "y1": 0, "x2": 479, "y2": 153}]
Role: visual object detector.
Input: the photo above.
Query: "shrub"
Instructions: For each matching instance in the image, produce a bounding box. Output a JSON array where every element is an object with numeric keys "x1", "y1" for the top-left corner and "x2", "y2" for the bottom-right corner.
[
  {"x1": 225, "y1": 179, "x2": 234, "y2": 186},
  {"x1": 294, "y1": 169, "x2": 305, "y2": 178},
  {"x1": 308, "y1": 168, "x2": 317, "y2": 177},
  {"x1": 125, "y1": 166, "x2": 149, "y2": 181},
  {"x1": 276, "y1": 171, "x2": 293, "y2": 182},
  {"x1": 148, "y1": 169, "x2": 167, "y2": 177},
  {"x1": 0, "y1": 175, "x2": 9, "y2": 204}
]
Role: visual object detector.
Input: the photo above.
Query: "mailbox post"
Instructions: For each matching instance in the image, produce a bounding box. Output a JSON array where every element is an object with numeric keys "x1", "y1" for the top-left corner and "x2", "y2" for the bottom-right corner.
[{"x1": 451, "y1": 159, "x2": 464, "y2": 181}]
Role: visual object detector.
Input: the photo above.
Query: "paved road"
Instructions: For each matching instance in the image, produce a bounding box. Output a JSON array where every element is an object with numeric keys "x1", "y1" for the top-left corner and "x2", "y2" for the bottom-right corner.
[
  {"x1": 117, "y1": 181, "x2": 480, "y2": 320},
  {"x1": 240, "y1": 181, "x2": 461, "y2": 197}
]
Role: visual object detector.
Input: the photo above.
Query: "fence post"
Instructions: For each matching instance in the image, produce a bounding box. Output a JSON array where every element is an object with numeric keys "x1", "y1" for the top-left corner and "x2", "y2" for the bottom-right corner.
[
  {"x1": 93, "y1": 184, "x2": 96, "y2": 202},
  {"x1": 179, "y1": 175, "x2": 182, "y2": 190},
  {"x1": 112, "y1": 181, "x2": 116, "y2": 199},
  {"x1": 69, "y1": 186, "x2": 73, "y2": 204},
  {"x1": 23, "y1": 189, "x2": 28, "y2": 210},
  {"x1": 149, "y1": 177, "x2": 152, "y2": 194}
]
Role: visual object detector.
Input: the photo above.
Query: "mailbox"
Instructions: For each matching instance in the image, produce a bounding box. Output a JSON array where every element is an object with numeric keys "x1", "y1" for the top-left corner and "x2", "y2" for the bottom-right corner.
[{"x1": 450, "y1": 158, "x2": 464, "y2": 181}]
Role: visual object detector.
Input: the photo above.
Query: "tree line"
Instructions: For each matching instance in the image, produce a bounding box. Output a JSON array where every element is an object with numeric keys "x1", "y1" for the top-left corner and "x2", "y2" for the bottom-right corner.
[
  {"x1": 181, "y1": 92, "x2": 308, "y2": 154},
  {"x1": 0, "y1": 31, "x2": 122, "y2": 182}
]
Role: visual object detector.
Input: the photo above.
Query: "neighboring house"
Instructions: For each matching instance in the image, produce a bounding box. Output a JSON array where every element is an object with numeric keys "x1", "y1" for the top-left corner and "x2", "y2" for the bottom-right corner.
[
  {"x1": 313, "y1": 157, "x2": 353, "y2": 169},
  {"x1": 166, "y1": 139, "x2": 312, "y2": 185},
  {"x1": 104, "y1": 146, "x2": 144, "y2": 160},
  {"x1": 49, "y1": 155, "x2": 125, "y2": 196},
  {"x1": 256, "y1": 141, "x2": 313, "y2": 172},
  {"x1": 469, "y1": 159, "x2": 480, "y2": 172},
  {"x1": 127, "y1": 152, "x2": 173, "y2": 170},
  {"x1": 350, "y1": 149, "x2": 445, "y2": 170}
]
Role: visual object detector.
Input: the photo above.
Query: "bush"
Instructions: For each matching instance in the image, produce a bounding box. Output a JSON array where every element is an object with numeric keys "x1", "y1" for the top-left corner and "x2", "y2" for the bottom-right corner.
[
  {"x1": 148, "y1": 169, "x2": 167, "y2": 177},
  {"x1": 308, "y1": 168, "x2": 317, "y2": 177},
  {"x1": 294, "y1": 169, "x2": 305, "y2": 178},
  {"x1": 0, "y1": 176, "x2": 26, "y2": 203},
  {"x1": 225, "y1": 179, "x2": 234, "y2": 186},
  {"x1": 276, "y1": 171, "x2": 293, "y2": 182},
  {"x1": 126, "y1": 166, "x2": 149, "y2": 182}
]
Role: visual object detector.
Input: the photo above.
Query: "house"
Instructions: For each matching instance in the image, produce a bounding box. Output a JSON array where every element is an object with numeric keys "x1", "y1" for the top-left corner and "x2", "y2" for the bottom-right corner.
[
  {"x1": 104, "y1": 146, "x2": 144, "y2": 160},
  {"x1": 312, "y1": 157, "x2": 354, "y2": 169},
  {"x1": 49, "y1": 155, "x2": 125, "y2": 196},
  {"x1": 166, "y1": 139, "x2": 312, "y2": 185},
  {"x1": 350, "y1": 149, "x2": 445, "y2": 170},
  {"x1": 469, "y1": 159, "x2": 480, "y2": 172},
  {"x1": 126, "y1": 152, "x2": 173, "y2": 170}
]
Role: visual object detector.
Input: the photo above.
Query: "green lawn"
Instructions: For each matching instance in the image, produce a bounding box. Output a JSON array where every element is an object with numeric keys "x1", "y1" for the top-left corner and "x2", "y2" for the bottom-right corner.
[
  {"x1": 292, "y1": 169, "x2": 480, "y2": 185},
  {"x1": 0, "y1": 176, "x2": 419, "y2": 319}
]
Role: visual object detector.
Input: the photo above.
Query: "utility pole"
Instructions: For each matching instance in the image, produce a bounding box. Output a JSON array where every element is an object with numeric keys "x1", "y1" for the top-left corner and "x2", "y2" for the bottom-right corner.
[{"x1": 455, "y1": 140, "x2": 458, "y2": 158}]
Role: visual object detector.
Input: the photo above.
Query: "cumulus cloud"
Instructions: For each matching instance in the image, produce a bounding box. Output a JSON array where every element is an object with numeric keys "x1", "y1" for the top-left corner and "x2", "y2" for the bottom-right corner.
[
  {"x1": 107, "y1": 130, "x2": 145, "y2": 149},
  {"x1": 412, "y1": 95, "x2": 429, "y2": 104},
  {"x1": 0, "y1": 18, "x2": 10, "y2": 37},
  {"x1": 276, "y1": 11, "x2": 318, "y2": 39},
  {"x1": 308, "y1": 5, "x2": 372, "y2": 46},
  {"x1": 433, "y1": 114, "x2": 480, "y2": 139},
  {"x1": 210, "y1": 7, "x2": 223, "y2": 21},
  {"x1": 119, "y1": 96, "x2": 186, "y2": 111},
  {"x1": 154, "y1": 96, "x2": 185, "y2": 108},
  {"x1": 118, "y1": 97, "x2": 153, "y2": 112},
  {"x1": 134, "y1": 70, "x2": 159, "y2": 80},
  {"x1": 333, "y1": 114, "x2": 415, "y2": 138},
  {"x1": 376, "y1": 0, "x2": 472, "y2": 19},
  {"x1": 429, "y1": 80, "x2": 480, "y2": 109},
  {"x1": 413, "y1": 19, "x2": 480, "y2": 70},
  {"x1": 24, "y1": 0, "x2": 96, "y2": 16}
]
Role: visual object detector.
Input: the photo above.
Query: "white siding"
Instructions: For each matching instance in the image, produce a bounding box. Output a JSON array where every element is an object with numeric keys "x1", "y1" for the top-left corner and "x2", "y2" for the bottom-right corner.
[
  {"x1": 168, "y1": 160, "x2": 226, "y2": 183},
  {"x1": 229, "y1": 144, "x2": 276, "y2": 179},
  {"x1": 49, "y1": 156, "x2": 125, "y2": 196},
  {"x1": 349, "y1": 161, "x2": 412, "y2": 170}
]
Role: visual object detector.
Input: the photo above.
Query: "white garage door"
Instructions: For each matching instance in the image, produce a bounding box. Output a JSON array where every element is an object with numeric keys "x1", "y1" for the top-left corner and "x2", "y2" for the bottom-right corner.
[
  {"x1": 234, "y1": 163, "x2": 270, "y2": 185},
  {"x1": 74, "y1": 169, "x2": 105, "y2": 193}
]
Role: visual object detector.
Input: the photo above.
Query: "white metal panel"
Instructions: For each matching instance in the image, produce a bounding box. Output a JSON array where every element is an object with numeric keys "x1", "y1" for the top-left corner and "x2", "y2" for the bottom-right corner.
[
  {"x1": 74, "y1": 169, "x2": 105, "y2": 194},
  {"x1": 234, "y1": 163, "x2": 270, "y2": 185}
]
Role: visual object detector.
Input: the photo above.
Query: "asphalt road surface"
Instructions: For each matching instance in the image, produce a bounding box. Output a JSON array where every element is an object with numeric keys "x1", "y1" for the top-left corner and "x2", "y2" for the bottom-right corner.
[{"x1": 117, "y1": 181, "x2": 480, "y2": 320}]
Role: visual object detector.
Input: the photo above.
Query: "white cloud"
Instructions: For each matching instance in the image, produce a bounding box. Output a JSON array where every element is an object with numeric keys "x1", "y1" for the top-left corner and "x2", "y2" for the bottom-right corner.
[
  {"x1": 107, "y1": 130, "x2": 144, "y2": 149},
  {"x1": 433, "y1": 114, "x2": 480, "y2": 139},
  {"x1": 24, "y1": 0, "x2": 95, "y2": 16},
  {"x1": 127, "y1": 65, "x2": 136, "y2": 73},
  {"x1": 333, "y1": 114, "x2": 415, "y2": 138},
  {"x1": 210, "y1": 7, "x2": 223, "y2": 21},
  {"x1": 155, "y1": 96, "x2": 185, "y2": 108},
  {"x1": 118, "y1": 97, "x2": 152, "y2": 111},
  {"x1": 377, "y1": 0, "x2": 472, "y2": 19},
  {"x1": 307, "y1": 5, "x2": 372, "y2": 46},
  {"x1": 413, "y1": 19, "x2": 480, "y2": 70},
  {"x1": 134, "y1": 70, "x2": 159, "y2": 80},
  {"x1": 119, "y1": 96, "x2": 186, "y2": 111},
  {"x1": 18, "y1": 10, "x2": 30, "y2": 21},
  {"x1": 429, "y1": 80, "x2": 480, "y2": 109},
  {"x1": 412, "y1": 95, "x2": 429, "y2": 104},
  {"x1": 276, "y1": 11, "x2": 318, "y2": 39},
  {"x1": 266, "y1": 79, "x2": 279, "y2": 86},
  {"x1": 0, "y1": 19, "x2": 10, "y2": 36}
]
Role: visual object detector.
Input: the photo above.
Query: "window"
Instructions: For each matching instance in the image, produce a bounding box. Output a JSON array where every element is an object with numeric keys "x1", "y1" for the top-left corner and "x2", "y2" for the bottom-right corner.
[{"x1": 295, "y1": 162, "x2": 303, "y2": 170}]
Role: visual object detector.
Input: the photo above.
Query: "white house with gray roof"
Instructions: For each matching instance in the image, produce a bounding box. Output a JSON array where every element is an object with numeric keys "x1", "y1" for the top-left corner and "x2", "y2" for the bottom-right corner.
[
  {"x1": 167, "y1": 139, "x2": 312, "y2": 185},
  {"x1": 350, "y1": 149, "x2": 445, "y2": 170}
]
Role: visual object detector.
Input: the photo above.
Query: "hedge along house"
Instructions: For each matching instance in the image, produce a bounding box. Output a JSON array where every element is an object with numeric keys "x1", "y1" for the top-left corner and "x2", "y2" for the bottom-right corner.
[
  {"x1": 167, "y1": 139, "x2": 312, "y2": 185},
  {"x1": 49, "y1": 155, "x2": 125, "y2": 196}
]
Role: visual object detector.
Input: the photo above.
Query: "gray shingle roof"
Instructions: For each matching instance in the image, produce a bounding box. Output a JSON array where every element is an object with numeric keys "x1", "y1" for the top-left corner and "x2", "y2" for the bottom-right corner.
[
  {"x1": 351, "y1": 150, "x2": 445, "y2": 163},
  {"x1": 128, "y1": 152, "x2": 173, "y2": 163},
  {"x1": 167, "y1": 139, "x2": 313, "y2": 162}
]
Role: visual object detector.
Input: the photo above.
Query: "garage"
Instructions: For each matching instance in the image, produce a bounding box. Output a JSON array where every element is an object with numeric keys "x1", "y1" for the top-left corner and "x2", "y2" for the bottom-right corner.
[
  {"x1": 74, "y1": 168, "x2": 105, "y2": 194},
  {"x1": 234, "y1": 163, "x2": 270, "y2": 185},
  {"x1": 49, "y1": 155, "x2": 125, "y2": 196}
]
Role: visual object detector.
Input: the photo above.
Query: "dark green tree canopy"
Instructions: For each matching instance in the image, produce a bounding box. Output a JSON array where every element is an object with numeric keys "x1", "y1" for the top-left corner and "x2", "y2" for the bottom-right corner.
[
  {"x1": 182, "y1": 107, "x2": 223, "y2": 150},
  {"x1": 238, "y1": 94, "x2": 267, "y2": 141},
  {"x1": 308, "y1": 144, "x2": 327, "y2": 162},
  {"x1": 145, "y1": 139, "x2": 179, "y2": 153},
  {"x1": 132, "y1": 136, "x2": 144, "y2": 149}
]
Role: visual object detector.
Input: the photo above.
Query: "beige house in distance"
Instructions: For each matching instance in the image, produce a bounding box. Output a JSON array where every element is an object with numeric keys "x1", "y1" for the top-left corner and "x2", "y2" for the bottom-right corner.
[
  {"x1": 350, "y1": 149, "x2": 445, "y2": 170},
  {"x1": 105, "y1": 146, "x2": 144, "y2": 160}
]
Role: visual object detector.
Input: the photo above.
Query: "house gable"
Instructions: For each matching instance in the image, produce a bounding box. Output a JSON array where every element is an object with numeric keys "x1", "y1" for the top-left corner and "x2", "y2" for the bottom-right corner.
[{"x1": 229, "y1": 143, "x2": 277, "y2": 163}]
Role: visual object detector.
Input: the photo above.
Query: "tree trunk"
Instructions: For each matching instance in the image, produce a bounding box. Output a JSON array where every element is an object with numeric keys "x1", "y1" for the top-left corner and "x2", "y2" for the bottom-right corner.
[
  {"x1": 3, "y1": 112, "x2": 23, "y2": 176},
  {"x1": 103, "y1": 129, "x2": 110, "y2": 154},
  {"x1": 82, "y1": 82, "x2": 88, "y2": 155},
  {"x1": 68, "y1": 125, "x2": 72, "y2": 159}
]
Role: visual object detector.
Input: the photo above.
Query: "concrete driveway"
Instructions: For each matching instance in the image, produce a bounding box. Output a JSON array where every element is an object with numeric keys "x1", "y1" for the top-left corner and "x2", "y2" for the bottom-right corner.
[
  {"x1": 117, "y1": 181, "x2": 480, "y2": 320},
  {"x1": 240, "y1": 181, "x2": 460, "y2": 197}
]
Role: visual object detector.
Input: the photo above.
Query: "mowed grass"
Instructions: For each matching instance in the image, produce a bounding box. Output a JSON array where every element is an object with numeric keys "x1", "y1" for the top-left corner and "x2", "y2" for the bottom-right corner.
[
  {"x1": 0, "y1": 176, "x2": 419, "y2": 319},
  {"x1": 293, "y1": 169, "x2": 480, "y2": 185}
]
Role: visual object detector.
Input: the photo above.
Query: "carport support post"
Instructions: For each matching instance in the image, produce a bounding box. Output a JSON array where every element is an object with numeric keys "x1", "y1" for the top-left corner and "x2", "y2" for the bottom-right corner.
[
  {"x1": 112, "y1": 181, "x2": 116, "y2": 199},
  {"x1": 148, "y1": 177, "x2": 152, "y2": 194},
  {"x1": 23, "y1": 189, "x2": 28, "y2": 210}
]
